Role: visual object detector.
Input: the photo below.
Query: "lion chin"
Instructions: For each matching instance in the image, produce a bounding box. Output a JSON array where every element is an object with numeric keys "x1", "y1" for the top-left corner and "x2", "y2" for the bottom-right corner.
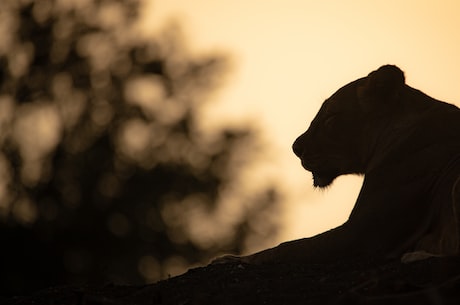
[{"x1": 312, "y1": 172, "x2": 337, "y2": 188}]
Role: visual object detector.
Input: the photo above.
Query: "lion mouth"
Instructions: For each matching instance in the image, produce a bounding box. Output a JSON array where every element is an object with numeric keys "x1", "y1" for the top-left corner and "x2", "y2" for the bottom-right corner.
[{"x1": 300, "y1": 158, "x2": 340, "y2": 188}]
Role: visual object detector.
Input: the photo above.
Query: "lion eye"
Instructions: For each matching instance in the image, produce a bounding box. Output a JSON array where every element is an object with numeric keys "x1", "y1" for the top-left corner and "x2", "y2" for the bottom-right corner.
[{"x1": 324, "y1": 114, "x2": 338, "y2": 127}]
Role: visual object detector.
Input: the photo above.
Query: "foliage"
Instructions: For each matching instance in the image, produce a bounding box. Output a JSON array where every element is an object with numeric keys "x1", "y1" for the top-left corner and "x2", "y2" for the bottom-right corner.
[{"x1": 0, "y1": 0, "x2": 279, "y2": 295}]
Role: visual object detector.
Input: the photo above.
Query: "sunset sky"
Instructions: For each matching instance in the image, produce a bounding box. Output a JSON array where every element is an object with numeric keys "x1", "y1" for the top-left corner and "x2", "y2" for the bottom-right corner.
[{"x1": 143, "y1": 0, "x2": 460, "y2": 247}]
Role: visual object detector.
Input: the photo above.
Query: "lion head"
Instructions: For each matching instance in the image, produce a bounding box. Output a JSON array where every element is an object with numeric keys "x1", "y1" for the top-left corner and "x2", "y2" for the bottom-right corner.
[{"x1": 292, "y1": 65, "x2": 407, "y2": 188}]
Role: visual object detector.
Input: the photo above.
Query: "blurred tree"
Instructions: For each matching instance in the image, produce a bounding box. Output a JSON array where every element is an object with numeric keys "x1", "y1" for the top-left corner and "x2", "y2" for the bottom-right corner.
[{"x1": 0, "y1": 0, "x2": 279, "y2": 295}]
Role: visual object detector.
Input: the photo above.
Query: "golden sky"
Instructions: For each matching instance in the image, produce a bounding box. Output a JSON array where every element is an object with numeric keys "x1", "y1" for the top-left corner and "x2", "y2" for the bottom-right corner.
[{"x1": 144, "y1": 0, "x2": 460, "y2": 246}]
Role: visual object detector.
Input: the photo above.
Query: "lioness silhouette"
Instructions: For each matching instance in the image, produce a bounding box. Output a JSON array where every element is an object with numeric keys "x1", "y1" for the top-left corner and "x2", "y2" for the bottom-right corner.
[{"x1": 213, "y1": 65, "x2": 460, "y2": 264}]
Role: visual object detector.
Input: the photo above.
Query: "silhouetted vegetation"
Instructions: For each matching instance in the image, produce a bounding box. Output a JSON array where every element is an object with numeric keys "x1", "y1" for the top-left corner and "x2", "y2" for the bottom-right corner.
[{"x1": 0, "y1": 0, "x2": 279, "y2": 296}]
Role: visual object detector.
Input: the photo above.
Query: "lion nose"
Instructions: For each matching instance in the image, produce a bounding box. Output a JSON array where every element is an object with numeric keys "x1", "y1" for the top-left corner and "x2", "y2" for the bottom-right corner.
[{"x1": 292, "y1": 136, "x2": 304, "y2": 157}]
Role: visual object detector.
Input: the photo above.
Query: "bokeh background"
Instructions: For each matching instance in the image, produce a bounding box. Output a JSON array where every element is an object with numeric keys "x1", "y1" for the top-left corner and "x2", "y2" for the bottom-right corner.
[{"x1": 0, "y1": 0, "x2": 459, "y2": 296}]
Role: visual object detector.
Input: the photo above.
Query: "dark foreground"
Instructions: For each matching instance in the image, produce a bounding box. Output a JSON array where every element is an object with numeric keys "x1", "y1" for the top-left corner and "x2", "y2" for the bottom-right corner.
[{"x1": 5, "y1": 256, "x2": 460, "y2": 305}]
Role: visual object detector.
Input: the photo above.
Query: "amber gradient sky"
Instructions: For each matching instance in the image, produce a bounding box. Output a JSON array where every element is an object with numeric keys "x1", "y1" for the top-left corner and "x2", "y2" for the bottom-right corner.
[{"x1": 142, "y1": 1, "x2": 460, "y2": 246}]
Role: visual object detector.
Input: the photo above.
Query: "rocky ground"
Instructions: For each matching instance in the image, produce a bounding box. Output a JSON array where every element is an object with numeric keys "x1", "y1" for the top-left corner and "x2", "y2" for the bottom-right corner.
[{"x1": 5, "y1": 256, "x2": 460, "y2": 305}]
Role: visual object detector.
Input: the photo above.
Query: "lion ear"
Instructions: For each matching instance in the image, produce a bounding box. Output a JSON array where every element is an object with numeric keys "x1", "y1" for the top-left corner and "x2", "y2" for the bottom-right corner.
[{"x1": 363, "y1": 65, "x2": 405, "y2": 101}]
